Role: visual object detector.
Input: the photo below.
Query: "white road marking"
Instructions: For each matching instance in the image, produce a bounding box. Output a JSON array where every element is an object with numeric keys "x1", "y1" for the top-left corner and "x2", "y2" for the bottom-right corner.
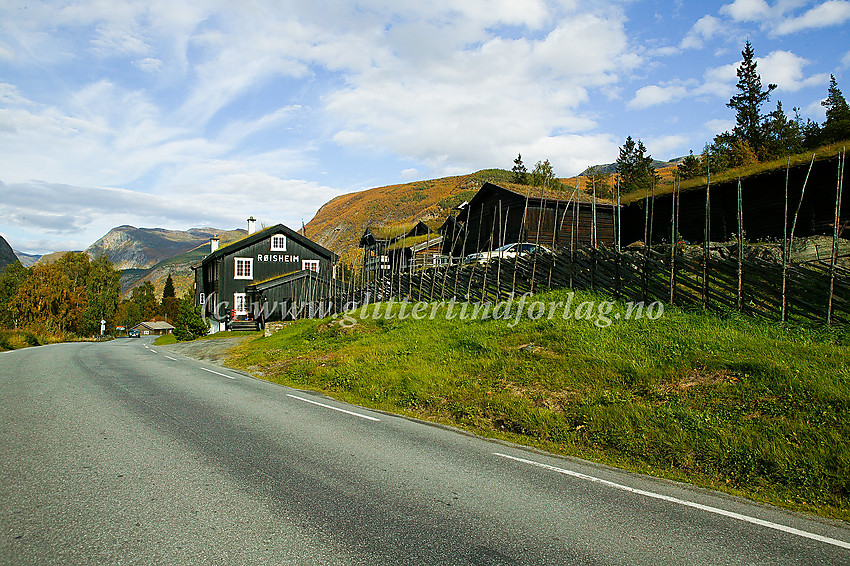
[
  {"x1": 200, "y1": 367, "x2": 236, "y2": 380},
  {"x1": 493, "y1": 452, "x2": 850, "y2": 550},
  {"x1": 149, "y1": 349, "x2": 156, "y2": 353},
  {"x1": 164, "y1": 356, "x2": 177, "y2": 361},
  {"x1": 287, "y1": 394, "x2": 380, "y2": 422}
]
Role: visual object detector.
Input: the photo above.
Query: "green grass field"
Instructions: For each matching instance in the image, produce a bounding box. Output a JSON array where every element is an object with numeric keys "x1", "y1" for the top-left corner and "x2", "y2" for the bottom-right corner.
[{"x1": 222, "y1": 289, "x2": 850, "y2": 521}]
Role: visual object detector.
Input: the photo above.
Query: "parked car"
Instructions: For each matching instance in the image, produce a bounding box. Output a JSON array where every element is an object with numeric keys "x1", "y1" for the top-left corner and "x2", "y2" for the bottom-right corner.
[
  {"x1": 128, "y1": 328, "x2": 141, "y2": 338},
  {"x1": 462, "y1": 242, "x2": 554, "y2": 264}
]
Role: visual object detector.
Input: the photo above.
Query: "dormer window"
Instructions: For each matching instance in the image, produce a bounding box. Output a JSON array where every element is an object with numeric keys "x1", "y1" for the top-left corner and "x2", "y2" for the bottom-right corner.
[
  {"x1": 234, "y1": 257, "x2": 253, "y2": 279},
  {"x1": 271, "y1": 234, "x2": 287, "y2": 251}
]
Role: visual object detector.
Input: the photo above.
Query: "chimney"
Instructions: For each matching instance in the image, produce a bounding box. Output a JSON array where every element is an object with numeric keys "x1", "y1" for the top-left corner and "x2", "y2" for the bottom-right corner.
[
  {"x1": 247, "y1": 216, "x2": 257, "y2": 235},
  {"x1": 210, "y1": 236, "x2": 220, "y2": 252}
]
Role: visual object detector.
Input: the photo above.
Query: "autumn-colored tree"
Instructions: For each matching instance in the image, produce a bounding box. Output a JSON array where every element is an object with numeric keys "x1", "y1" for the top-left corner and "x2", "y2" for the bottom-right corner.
[
  {"x1": 584, "y1": 166, "x2": 612, "y2": 199},
  {"x1": 531, "y1": 159, "x2": 561, "y2": 189},
  {"x1": 10, "y1": 259, "x2": 86, "y2": 333},
  {"x1": 131, "y1": 281, "x2": 159, "y2": 321},
  {"x1": 81, "y1": 256, "x2": 121, "y2": 335},
  {"x1": 0, "y1": 261, "x2": 29, "y2": 328}
]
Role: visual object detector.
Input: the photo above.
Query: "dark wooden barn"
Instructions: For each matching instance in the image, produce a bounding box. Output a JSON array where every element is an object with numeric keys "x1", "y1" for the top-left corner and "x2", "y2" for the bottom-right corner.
[
  {"x1": 452, "y1": 182, "x2": 620, "y2": 255},
  {"x1": 621, "y1": 154, "x2": 848, "y2": 245}
]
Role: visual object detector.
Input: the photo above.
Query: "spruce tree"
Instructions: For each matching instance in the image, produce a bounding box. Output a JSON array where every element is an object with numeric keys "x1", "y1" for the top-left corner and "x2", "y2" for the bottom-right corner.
[
  {"x1": 616, "y1": 136, "x2": 658, "y2": 193},
  {"x1": 727, "y1": 41, "x2": 776, "y2": 159},
  {"x1": 512, "y1": 154, "x2": 528, "y2": 185},
  {"x1": 163, "y1": 273, "x2": 175, "y2": 299},
  {"x1": 822, "y1": 74, "x2": 850, "y2": 144},
  {"x1": 677, "y1": 151, "x2": 702, "y2": 180},
  {"x1": 173, "y1": 295, "x2": 209, "y2": 341}
]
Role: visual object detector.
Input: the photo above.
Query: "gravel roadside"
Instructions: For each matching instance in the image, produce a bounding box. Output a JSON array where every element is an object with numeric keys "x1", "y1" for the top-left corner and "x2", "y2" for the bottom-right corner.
[{"x1": 160, "y1": 336, "x2": 255, "y2": 366}]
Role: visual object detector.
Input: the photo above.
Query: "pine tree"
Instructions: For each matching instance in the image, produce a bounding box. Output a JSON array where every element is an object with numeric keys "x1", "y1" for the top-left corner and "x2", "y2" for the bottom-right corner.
[
  {"x1": 727, "y1": 41, "x2": 776, "y2": 159},
  {"x1": 616, "y1": 136, "x2": 658, "y2": 193},
  {"x1": 677, "y1": 151, "x2": 702, "y2": 180},
  {"x1": 512, "y1": 154, "x2": 528, "y2": 185},
  {"x1": 173, "y1": 295, "x2": 209, "y2": 341},
  {"x1": 761, "y1": 101, "x2": 804, "y2": 159},
  {"x1": 163, "y1": 273, "x2": 176, "y2": 299},
  {"x1": 822, "y1": 74, "x2": 850, "y2": 144}
]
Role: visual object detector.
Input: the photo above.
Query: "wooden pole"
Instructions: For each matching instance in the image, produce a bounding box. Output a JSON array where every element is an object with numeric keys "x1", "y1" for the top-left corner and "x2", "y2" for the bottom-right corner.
[
  {"x1": 828, "y1": 148, "x2": 845, "y2": 324},
  {"x1": 737, "y1": 177, "x2": 744, "y2": 310},
  {"x1": 781, "y1": 158, "x2": 790, "y2": 321},
  {"x1": 480, "y1": 205, "x2": 497, "y2": 302},
  {"x1": 615, "y1": 175, "x2": 621, "y2": 253},
  {"x1": 512, "y1": 184, "x2": 533, "y2": 297},
  {"x1": 786, "y1": 153, "x2": 817, "y2": 320},
  {"x1": 703, "y1": 161, "x2": 711, "y2": 309},
  {"x1": 496, "y1": 201, "x2": 506, "y2": 299},
  {"x1": 670, "y1": 171, "x2": 678, "y2": 304},
  {"x1": 530, "y1": 178, "x2": 547, "y2": 293},
  {"x1": 454, "y1": 211, "x2": 470, "y2": 298},
  {"x1": 591, "y1": 176, "x2": 597, "y2": 291},
  {"x1": 466, "y1": 201, "x2": 485, "y2": 300}
]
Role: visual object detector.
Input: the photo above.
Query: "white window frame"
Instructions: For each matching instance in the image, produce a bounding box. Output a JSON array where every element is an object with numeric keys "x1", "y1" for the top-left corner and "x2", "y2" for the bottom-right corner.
[
  {"x1": 270, "y1": 234, "x2": 287, "y2": 251},
  {"x1": 234, "y1": 293, "x2": 248, "y2": 316},
  {"x1": 302, "y1": 259, "x2": 320, "y2": 273},
  {"x1": 234, "y1": 257, "x2": 253, "y2": 280}
]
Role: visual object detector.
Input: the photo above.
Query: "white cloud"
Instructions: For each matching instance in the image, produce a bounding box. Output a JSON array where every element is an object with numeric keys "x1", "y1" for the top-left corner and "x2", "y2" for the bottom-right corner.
[
  {"x1": 694, "y1": 62, "x2": 739, "y2": 98},
  {"x1": 325, "y1": 10, "x2": 638, "y2": 177},
  {"x1": 719, "y1": 0, "x2": 850, "y2": 36},
  {"x1": 720, "y1": 0, "x2": 772, "y2": 22},
  {"x1": 681, "y1": 15, "x2": 722, "y2": 49},
  {"x1": 401, "y1": 168, "x2": 419, "y2": 179},
  {"x1": 646, "y1": 135, "x2": 689, "y2": 158},
  {"x1": 705, "y1": 118, "x2": 735, "y2": 134},
  {"x1": 134, "y1": 57, "x2": 162, "y2": 73},
  {"x1": 774, "y1": 0, "x2": 850, "y2": 34},
  {"x1": 628, "y1": 84, "x2": 688, "y2": 109},
  {"x1": 757, "y1": 50, "x2": 829, "y2": 92}
]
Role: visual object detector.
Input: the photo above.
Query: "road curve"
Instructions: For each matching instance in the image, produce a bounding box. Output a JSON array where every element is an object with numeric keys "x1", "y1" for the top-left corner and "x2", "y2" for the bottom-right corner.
[{"x1": 1, "y1": 338, "x2": 848, "y2": 565}]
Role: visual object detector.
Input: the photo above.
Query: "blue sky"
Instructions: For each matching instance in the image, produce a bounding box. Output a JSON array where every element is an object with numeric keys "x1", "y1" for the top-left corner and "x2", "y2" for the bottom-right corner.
[{"x1": 1, "y1": 0, "x2": 848, "y2": 254}]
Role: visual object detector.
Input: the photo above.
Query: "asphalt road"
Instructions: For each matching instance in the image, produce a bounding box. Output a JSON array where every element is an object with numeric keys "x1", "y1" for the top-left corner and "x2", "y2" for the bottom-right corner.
[{"x1": 1, "y1": 338, "x2": 848, "y2": 565}]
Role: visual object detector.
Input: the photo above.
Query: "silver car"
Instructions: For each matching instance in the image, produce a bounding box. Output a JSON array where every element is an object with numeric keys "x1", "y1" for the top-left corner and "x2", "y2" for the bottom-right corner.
[{"x1": 463, "y1": 242, "x2": 553, "y2": 264}]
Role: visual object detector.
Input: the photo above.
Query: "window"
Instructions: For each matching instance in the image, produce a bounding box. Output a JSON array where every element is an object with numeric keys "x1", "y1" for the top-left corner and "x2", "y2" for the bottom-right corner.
[
  {"x1": 234, "y1": 293, "x2": 248, "y2": 315},
  {"x1": 234, "y1": 257, "x2": 253, "y2": 279},
  {"x1": 302, "y1": 259, "x2": 320, "y2": 273},
  {"x1": 271, "y1": 234, "x2": 287, "y2": 251}
]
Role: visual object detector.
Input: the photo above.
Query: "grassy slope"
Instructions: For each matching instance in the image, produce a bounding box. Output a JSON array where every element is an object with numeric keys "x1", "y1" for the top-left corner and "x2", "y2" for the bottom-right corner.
[{"x1": 224, "y1": 289, "x2": 850, "y2": 521}]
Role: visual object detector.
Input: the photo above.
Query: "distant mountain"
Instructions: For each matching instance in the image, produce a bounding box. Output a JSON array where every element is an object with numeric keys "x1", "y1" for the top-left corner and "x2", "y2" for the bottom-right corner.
[
  {"x1": 86, "y1": 226, "x2": 244, "y2": 270},
  {"x1": 115, "y1": 228, "x2": 246, "y2": 297},
  {"x1": 0, "y1": 235, "x2": 17, "y2": 271},
  {"x1": 14, "y1": 251, "x2": 41, "y2": 267}
]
